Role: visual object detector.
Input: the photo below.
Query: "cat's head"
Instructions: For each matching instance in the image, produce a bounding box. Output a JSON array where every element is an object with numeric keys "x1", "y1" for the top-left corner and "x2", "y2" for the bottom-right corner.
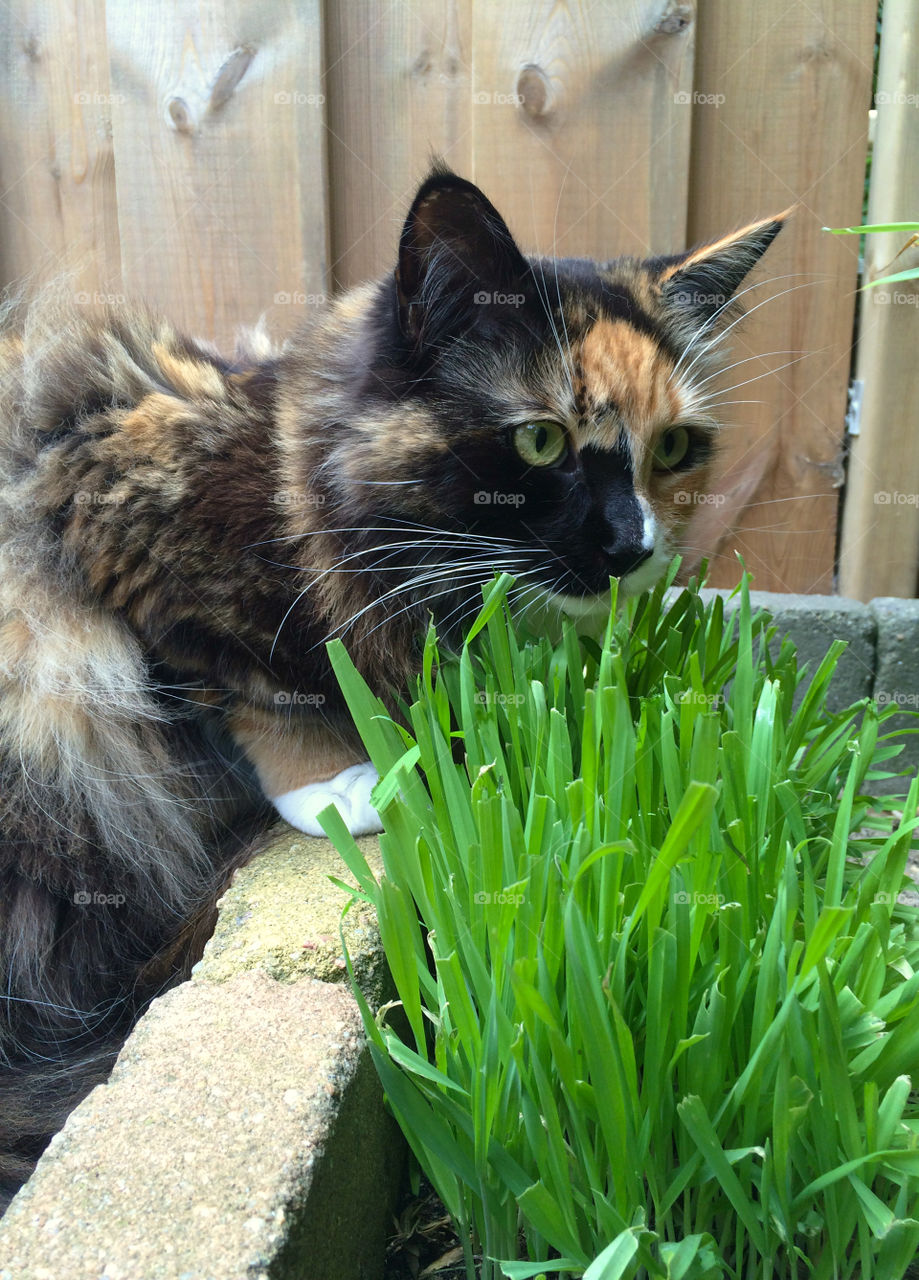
[{"x1": 307, "y1": 167, "x2": 787, "y2": 637}]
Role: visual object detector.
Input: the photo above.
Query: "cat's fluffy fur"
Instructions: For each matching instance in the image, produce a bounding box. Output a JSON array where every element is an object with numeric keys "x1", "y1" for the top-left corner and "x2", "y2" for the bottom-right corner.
[{"x1": 0, "y1": 166, "x2": 785, "y2": 1207}]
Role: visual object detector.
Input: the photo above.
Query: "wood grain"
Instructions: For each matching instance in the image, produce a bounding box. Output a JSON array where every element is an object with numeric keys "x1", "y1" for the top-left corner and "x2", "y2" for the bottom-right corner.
[
  {"x1": 838, "y1": 0, "x2": 919, "y2": 600},
  {"x1": 105, "y1": 0, "x2": 327, "y2": 347},
  {"x1": 324, "y1": 0, "x2": 474, "y2": 289},
  {"x1": 0, "y1": 0, "x2": 120, "y2": 297},
  {"x1": 470, "y1": 0, "x2": 695, "y2": 260},
  {"x1": 684, "y1": 0, "x2": 875, "y2": 594}
]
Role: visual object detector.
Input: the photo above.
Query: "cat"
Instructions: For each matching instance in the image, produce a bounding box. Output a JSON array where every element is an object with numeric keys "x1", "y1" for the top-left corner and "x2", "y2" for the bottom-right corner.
[{"x1": 0, "y1": 163, "x2": 785, "y2": 1207}]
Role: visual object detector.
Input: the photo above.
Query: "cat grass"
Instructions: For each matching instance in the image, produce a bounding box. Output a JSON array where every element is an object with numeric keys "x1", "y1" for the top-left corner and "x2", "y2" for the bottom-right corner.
[{"x1": 322, "y1": 566, "x2": 919, "y2": 1280}]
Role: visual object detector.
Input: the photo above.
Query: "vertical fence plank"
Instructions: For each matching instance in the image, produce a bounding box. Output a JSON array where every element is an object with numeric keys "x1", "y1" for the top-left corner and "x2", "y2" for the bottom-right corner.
[
  {"x1": 106, "y1": 0, "x2": 327, "y2": 347},
  {"x1": 470, "y1": 0, "x2": 694, "y2": 259},
  {"x1": 324, "y1": 1, "x2": 474, "y2": 289},
  {"x1": 0, "y1": 0, "x2": 120, "y2": 297},
  {"x1": 839, "y1": 0, "x2": 919, "y2": 601},
  {"x1": 685, "y1": 0, "x2": 875, "y2": 594}
]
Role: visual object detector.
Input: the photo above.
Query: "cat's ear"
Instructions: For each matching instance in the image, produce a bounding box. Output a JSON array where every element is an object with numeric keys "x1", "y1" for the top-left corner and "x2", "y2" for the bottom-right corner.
[
  {"x1": 395, "y1": 166, "x2": 530, "y2": 346},
  {"x1": 657, "y1": 210, "x2": 792, "y2": 330}
]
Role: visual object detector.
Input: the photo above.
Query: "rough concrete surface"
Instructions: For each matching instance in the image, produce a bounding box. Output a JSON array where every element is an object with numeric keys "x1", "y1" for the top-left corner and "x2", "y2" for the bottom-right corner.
[
  {"x1": 870, "y1": 597, "x2": 919, "y2": 791},
  {"x1": 0, "y1": 971, "x2": 402, "y2": 1280},
  {"x1": 195, "y1": 829, "x2": 388, "y2": 1005}
]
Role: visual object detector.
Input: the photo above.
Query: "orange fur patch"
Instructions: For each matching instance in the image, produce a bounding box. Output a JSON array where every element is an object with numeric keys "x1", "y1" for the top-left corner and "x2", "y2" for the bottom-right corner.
[
  {"x1": 228, "y1": 705, "x2": 363, "y2": 795},
  {"x1": 0, "y1": 617, "x2": 33, "y2": 671},
  {"x1": 576, "y1": 321, "x2": 680, "y2": 453},
  {"x1": 151, "y1": 341, "x2": 227, "y2": 401}
]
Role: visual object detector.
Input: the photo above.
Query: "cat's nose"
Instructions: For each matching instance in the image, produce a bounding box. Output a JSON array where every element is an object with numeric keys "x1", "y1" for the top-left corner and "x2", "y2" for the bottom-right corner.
[{"x1": 601, "y1": 539, "x2": 653, "y2": 579}]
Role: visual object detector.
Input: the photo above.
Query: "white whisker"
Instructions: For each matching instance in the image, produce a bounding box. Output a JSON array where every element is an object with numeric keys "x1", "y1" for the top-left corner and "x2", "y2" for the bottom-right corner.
[
  {"x1": 676, "y1": 279, "x2": 826, "y2": 388},
  {"x1": 668, "y1": 273, "x2": 825, "y2": 385}
]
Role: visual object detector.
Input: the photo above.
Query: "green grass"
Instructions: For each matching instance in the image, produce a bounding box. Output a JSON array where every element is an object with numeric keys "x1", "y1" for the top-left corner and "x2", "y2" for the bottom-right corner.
[
  {"x1": 824, "y1": 222, "x2": 919, "y2": 290},
  {"x1": 322, "y1": 566, "x2": 919, "y2": 1279}
]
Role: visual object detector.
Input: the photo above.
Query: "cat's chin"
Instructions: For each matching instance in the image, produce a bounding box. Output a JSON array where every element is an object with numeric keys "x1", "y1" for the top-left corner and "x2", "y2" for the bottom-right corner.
[
  {"x1": 559, "y1": 549, "x2": 673, "y2": 610},
  {"x1": 615, "y1": 547, "x2": 674, "y2": 598},
  {"x1": 549, "y1": 590, "x2": 613, "y2": 623},
  {"x1": 520, "y1": 551, "x2": 673, "y2": 634}
]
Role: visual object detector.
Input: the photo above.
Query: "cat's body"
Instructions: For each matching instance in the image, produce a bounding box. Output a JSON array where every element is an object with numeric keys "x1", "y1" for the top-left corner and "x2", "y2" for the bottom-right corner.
[{"x1": 0, "y1": 168, "x2": 784, "y2": 1207}]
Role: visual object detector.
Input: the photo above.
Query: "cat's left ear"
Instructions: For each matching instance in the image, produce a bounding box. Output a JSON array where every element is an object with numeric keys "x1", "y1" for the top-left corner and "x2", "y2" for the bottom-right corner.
[
  {"x1": 657, "y1": 209, "x2": 792, "y2": 330},
  {"x1": 395, "y1": 166, "x2": 530, "y2": 346}
]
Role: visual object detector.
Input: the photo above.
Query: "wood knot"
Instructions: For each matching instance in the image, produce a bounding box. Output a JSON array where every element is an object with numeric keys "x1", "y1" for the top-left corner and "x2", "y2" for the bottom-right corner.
[
  {"x1": 655, "y1": 3, "x2": 694, "y2": 35},
  {"x1": 801, "y1": 37, "x2": 834, "y2": 63},
  {"x1": 516, "y1": 64, "x2": 553, "y2": 120},
  {"x1": 167, "y1": 96, "x2": 194, "y2": 133},
  {"x1": 209, "y1": 45, "x2": 255, "y2": 112},
  {"x1": 410, "y1": 48, "x2": 432, "y2": 78}
]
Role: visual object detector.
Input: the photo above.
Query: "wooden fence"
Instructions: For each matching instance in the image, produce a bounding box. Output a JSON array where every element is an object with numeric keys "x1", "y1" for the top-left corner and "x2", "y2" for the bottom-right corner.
[{"x1": 1, "y1": 0, "x2": 911, "y2": 597}]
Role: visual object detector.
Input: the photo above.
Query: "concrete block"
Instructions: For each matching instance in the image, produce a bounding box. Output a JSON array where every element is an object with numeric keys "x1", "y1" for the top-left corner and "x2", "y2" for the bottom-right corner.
[
  {"x1": 869, "y1": 597, "x2": 919, "y2": 793},
  {"x1": 0, "y1": 971, "x2": 402, "y2": 1280},
  {"x1": 0, "y1": 829, "x2": 405, "y2": 1280}
]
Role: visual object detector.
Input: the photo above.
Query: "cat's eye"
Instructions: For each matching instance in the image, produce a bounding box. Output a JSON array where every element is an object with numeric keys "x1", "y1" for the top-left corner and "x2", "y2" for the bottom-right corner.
[
  {"x1": 513, "y1": 420, "x2": 567, "y2": 467},
  {"x1": 651, "y1": 425, "x2": 691, "y2": 471}
]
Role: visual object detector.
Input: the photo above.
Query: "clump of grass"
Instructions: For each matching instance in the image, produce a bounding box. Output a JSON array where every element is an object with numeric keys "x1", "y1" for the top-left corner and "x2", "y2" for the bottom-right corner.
[{"x1": 322, "y1": 567, "x2": 919, "y2": 1279}]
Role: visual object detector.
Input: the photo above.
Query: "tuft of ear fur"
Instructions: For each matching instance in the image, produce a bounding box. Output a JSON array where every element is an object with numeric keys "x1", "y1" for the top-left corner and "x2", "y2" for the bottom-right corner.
[
  {"x1": 395, "y1": 163, "x2": 530, "y2": 349},
  {"x1": 657, "y1": 209, "x2": 792, "y2": 331}
]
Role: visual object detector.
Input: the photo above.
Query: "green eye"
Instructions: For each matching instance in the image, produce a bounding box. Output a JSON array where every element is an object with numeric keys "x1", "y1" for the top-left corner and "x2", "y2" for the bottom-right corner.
[
  {"x1": 652, "y1": 425, "x2": 691, "y2": 471},
  {"x1": 513, "y1": 420, "x2": 567, "y2": 467}
]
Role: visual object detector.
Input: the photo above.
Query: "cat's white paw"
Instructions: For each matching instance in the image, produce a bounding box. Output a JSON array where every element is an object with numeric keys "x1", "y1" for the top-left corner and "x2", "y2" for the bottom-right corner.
[{"x1": 272, "y1": 761, "x2": 382, "y2": 837}]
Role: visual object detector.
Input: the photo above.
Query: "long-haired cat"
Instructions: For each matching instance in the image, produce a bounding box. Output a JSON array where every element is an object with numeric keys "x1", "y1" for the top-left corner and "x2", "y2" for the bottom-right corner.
[{"x1": 0, "y1": 165, "x2": 785, "y2": 1207}]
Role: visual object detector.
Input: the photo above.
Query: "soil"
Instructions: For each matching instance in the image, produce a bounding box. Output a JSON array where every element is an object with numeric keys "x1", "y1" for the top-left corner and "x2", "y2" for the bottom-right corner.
[{"x1": 383, "y1": 1177, "x2": 473, "y2": 1279}]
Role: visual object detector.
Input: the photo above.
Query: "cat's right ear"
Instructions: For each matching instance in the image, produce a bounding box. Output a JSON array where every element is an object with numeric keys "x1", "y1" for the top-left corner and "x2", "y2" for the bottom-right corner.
[
  {"x1": 395, "y1": 166, "x2": 529, "y2": 348},
  {"x1": 656, "y1": 209, "x2": 792, "y2": 332}
]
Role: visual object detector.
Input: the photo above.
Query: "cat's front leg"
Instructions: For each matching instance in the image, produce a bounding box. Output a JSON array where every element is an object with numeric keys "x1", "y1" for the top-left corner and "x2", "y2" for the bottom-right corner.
[
  {"x1": 271, "y1": 761, "x2": 380, "y2": 837},
  {"x1": 228, "y1": 706, "x2": 382, "y2": 837}
]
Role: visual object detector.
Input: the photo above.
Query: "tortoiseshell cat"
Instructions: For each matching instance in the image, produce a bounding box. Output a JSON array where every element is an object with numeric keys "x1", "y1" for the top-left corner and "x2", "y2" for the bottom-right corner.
[{"x1": 0, "y1": 166, "x2": 784, "y2": 1206}]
